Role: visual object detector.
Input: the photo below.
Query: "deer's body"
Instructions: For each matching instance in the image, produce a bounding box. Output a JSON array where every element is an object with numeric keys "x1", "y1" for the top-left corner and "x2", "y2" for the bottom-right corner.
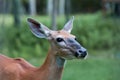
[
  {"x1": 0, "y1": 17, "x2": 87, "y2": 80},
  {"x1": 0, "y1": 54, "x2": 36, "y2": 80},
  {"x1": 0, "y1": 48, "x2": 65, "y2": 80}
]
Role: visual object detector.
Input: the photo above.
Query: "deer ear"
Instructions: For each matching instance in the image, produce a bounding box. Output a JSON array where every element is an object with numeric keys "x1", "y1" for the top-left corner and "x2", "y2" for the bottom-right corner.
[
  {"x1": 27, "y1": 18, "x2": 51, "y2": 38},
  {"x1": 63, "y1": 16, "x2": 74, "y2": 33}
]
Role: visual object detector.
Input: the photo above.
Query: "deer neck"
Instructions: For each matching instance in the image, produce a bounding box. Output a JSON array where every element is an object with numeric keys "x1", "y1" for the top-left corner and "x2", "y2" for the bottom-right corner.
[{"x1": 36, "y1": 47, "x2": 66, "y2": 80}]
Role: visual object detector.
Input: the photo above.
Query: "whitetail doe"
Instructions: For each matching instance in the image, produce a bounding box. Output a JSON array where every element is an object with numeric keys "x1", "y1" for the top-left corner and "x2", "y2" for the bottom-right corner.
[{"x1": 0, "y1": 17, "x2": 87, "y2": 80}]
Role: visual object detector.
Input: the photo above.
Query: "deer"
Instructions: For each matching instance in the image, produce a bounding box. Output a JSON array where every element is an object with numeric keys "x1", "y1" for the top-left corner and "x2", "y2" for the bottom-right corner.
[{"x1": 0, "y1": 17, "x2": 87, "y2": 80}]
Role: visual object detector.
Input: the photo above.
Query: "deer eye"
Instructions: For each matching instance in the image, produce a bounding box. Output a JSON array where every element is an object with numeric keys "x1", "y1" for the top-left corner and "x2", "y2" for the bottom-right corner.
[{"x1": 56, "y1": 37, "x2": 64, "y2": 42}]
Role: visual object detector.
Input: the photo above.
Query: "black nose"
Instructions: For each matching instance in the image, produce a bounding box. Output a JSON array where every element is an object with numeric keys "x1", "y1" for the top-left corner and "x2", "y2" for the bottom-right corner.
[
  {"x1": 75, "y1": 49, "x2": 87, "y2": 58},
  {"x1": 80, "y1": 51, "x2": 87, "y2": 58}
]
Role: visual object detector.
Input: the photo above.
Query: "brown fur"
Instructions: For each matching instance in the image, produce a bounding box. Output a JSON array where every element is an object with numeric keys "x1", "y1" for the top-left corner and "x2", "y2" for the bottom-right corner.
[{"x1": 0, "y1": 47, "x2": 64, "y2": 80}]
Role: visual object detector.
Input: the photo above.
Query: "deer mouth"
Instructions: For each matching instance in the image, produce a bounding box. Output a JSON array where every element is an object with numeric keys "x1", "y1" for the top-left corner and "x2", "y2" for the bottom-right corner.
[
  {"x1": 59, "y1": 46, "x2": 88, "y2": 59},
  {"x1": 57, "y1": 48, "x2": 88, "y2": 61}
]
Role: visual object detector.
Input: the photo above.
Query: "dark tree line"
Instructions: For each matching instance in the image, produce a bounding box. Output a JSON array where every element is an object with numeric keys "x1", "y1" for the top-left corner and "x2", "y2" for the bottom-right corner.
[{"x1": 0, "y1": 0, "x2": 102, "y2": 28}]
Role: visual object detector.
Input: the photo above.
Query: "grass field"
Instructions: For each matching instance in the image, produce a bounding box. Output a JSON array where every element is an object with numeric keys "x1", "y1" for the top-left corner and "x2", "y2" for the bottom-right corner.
[
  {"x1": 28, "y1": 50, "x2": 120, "y2": 80},
  {"x1": 63, "y1": 58, "x2": 120, "y2": 80}
]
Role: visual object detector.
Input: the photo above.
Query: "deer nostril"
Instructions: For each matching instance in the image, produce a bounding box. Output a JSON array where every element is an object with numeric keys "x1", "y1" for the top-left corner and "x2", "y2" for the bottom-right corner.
[
  {"x1": 75, "y1": 50, "x2": 82, "y2": 58},
  {"x1": 80, "y1": 51, "x2": 87, "y2": 58},
  {"x1": 75, "y1": 52, "x2": 80, "y2": 57},
  {"x1": 75, "y1": 49, "x2": 87, "y2": 58},
  {"x1": 76, "y1": 49, "x2": 87, "y2": 58},
  {"x1": 78, "y1": 50, "x2": 82, "y2": 53}
]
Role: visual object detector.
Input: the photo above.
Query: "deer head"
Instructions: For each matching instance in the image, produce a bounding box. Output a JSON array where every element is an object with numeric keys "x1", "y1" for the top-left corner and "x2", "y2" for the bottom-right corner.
[{"x1": 27, "y1": 17, "x2": 87, "y2": 60}]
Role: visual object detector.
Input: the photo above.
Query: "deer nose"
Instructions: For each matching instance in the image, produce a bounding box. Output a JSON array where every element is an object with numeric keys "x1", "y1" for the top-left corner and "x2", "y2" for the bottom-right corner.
[
  {"x1": 80, "y1": 50, "x2": 87, "y2": 58},
  {"x1": 75, "y1": 49, "x2": 87, "y2": 58}
]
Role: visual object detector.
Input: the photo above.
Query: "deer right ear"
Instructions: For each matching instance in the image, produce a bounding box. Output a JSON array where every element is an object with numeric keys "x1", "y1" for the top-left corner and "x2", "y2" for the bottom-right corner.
[
  {"x1": 62, "y1": 16, "x2": 74, "y2": 33},
  {"x1": 27, "y1": 18, "x2": 51, "y2": 38}
]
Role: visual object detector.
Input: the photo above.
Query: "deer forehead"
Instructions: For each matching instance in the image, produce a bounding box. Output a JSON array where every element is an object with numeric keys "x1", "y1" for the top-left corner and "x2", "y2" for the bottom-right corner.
[{"x1": 51, "y1": 30, "x2": 75, "y2": 38}]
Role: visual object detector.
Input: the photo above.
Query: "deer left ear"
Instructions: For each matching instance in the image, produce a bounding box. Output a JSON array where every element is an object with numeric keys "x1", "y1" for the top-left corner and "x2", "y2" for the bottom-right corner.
[
  {"x1": 27, "y1": 18, "x2": 51, "y2": 38},
  {"x1": 62, "y1": 16, "x2": 74, "y2": 33}
]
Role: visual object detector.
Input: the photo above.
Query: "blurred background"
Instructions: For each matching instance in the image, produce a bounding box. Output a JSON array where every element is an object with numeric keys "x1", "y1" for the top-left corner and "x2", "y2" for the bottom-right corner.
[{"x1": 0, "y1": 0, "x2": 120, "y2": 80}]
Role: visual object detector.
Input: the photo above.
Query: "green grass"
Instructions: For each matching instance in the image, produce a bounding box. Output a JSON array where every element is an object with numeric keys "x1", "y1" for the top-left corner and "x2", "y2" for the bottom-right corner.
[
  {"x1": 28, "y1": 50, "x2": 120, "y2": 80},
  {"x1": 63, "y1": 58, "x2": 120, "y2": 80},
  {"x1": 62, "y1": 50, "x2": 120, "y2": 80},
  {"x1": 0, "y1": 14, "x2": 14, "y2": 26}
]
